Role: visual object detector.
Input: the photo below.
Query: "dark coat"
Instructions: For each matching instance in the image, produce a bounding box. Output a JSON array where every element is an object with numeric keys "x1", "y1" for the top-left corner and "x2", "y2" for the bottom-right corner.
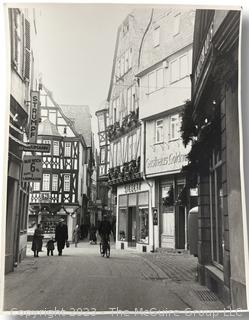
[
  {"x1": 46, "y1": 240, "x2": 55, "y2": 250},
  {"x1": 31, "y1": 228, "x2": 43, "y2": 252},
  {"x1": 55, "y1": 223, "x2": 68, "y2": 249},
  {"x1": 98, "y1": 220, "x2": 112, "y2": 236}
]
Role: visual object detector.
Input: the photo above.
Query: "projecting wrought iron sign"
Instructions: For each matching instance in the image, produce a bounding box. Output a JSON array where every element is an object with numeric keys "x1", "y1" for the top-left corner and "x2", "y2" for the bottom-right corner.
[
  {"x1": 29, "y1": 91, "x2": 40, "y2": 143},
  {"x1": 19, "y1": 143, "x2": 51, "y2": 153}
]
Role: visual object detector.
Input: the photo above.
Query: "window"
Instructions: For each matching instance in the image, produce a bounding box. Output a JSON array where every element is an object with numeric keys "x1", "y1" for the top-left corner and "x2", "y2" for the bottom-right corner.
[
  {"x1": 170, "y1": 115, "x2": 180, "y2": 140},
  {"x1": 156, "y1": 119, "x2": 163, "y2": 143},
  {"x1": 43, "y1": 139, "x2": 51, "y2": 155},
  {"x1": 125, "y1": 50, "x2": 129, "y2": 73},
  {"x1": 52, "y1": 174, "x2": 58, "y2": 191},
  {"x1": 148, "y1": 72, "x2": 156, "y2": 93},
  {"x1": 64, "y1": 174, "x2": 70, "y2": 192},
  {"x1": 33, "y1": 182, "x2": 40, "y2": 191},
  {"x1": 12, "y1": 9, "x2": 22, "y2": 75},
  {"x1": 121, "y1": 56, "x2": 125, "y2": 76},
  {"x1": 98, "y1": 114, "x2": 105, "y2": 132},
  {"x1": 170, "y1": 59, "x2": 179, "y2": 83},
  {"x1": 138, "y1": 208, "x2": 149, "y2": 244},
  {"x1": 210, "y1": 150, "x2": 224, "y2": 267},
  {"x1": 148, "y1": 69, "x2": 164, "y2": 93},
  {"x1": 53, "y1": 141, "x2": 59, "y2": 156},
  {"x1": 49, "y1": 110, "x2": 56, "y2": 124},
  {"x1": 173, "y1": 14, "x2": 181, "y2": 36},
  {"x1": 118, "y1": 208, "x2": 128, "y2": 241},
  {"x1": 42, "y1": 174, "x2": 50, "y2": 191},
  {"x1": 153, "y1": 27, "x2": 160, "y2": 47},
  {"x1": 128, "y1": 48, "x2": 132, "y2": 69},
  {"x1": 179, "y1": 54, "x2": 189, "y2": 78},
  {"x1": 100, "y1": 148, "x2": 105, "y2": 164},
  {"x1": 64, "y1": 142, "x2": 71, "y2": 157}
]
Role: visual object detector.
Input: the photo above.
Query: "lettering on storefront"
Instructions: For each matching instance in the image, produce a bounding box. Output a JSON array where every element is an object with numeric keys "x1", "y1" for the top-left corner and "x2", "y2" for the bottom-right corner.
[
  {"x1": 146, "y1": 152, "x2": 187, "y2": 169},
  {"x1": 124, "y1": 182, "x2": 141, "y2": 194}
]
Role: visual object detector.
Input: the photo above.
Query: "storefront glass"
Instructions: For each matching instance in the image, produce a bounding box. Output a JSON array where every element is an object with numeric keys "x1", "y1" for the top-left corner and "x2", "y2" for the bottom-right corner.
[
  {"x1": 119, "y1": 208, "x2": 128, "y2": 241},
  {"x1": 138, "y1": 207, "x2": 149, "y2": 243}
]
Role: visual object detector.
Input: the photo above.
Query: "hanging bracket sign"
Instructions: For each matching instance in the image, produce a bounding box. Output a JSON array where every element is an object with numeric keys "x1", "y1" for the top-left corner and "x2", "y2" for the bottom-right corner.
[
  {"x1": 29, "y1": 91, "x2": 40, "y2": 143},
  {"x1": 22, "y1": 155, "x2": 42, "y2": 182}
]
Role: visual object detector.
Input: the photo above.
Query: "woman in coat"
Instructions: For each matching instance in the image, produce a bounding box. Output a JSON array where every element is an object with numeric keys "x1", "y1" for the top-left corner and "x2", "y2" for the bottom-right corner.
[{"x1": 31, "y1": 224, "x2": 43, "y2": 257}]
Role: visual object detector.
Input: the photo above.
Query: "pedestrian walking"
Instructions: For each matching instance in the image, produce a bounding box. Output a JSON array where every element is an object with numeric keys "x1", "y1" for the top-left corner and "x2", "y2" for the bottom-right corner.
[
  {"x1": 31, "y1": 224, "x2": 43, "y2": 257},
  {"x1": 89, "y1": 224, "x2": 97, "y2": 244},
  {"x1": 55, "y1": 218, "x2": 68, "y2": 256},
  {"x1": 46, "y1": 237, "x2": 55, "y2": 256},
  {"x1": 73, "y1": 224, "x2": 80, "y2": 247}
]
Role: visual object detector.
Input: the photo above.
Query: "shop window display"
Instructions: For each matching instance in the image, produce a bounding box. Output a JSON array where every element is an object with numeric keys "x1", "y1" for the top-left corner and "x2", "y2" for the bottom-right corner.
[
  {"x1": 119, "y1": 208, "x2": 128, "y2": 241},
  {"x1": 138, "y1": 207, "x2": 149, "y2": 244}
]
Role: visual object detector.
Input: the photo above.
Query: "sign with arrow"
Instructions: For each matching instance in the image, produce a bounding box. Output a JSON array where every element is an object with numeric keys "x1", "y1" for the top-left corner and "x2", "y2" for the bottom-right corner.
[{"x1": 22, "y1": 155, "x2": 42, "y2": 182}]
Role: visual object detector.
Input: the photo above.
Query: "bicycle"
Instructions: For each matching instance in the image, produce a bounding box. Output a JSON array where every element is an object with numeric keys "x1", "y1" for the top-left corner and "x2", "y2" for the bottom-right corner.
[{"x1": 99, "y1": 234, "x2": 110, "y2": 258}]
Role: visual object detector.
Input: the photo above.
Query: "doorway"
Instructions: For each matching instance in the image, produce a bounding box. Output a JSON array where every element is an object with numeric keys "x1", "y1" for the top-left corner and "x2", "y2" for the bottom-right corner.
[
  {"x1": 175, "y1": 183, "x2": 186, "y2": 249},
  {"x1": 128, "y1": 207, "x2": 136, "y2": 247}
]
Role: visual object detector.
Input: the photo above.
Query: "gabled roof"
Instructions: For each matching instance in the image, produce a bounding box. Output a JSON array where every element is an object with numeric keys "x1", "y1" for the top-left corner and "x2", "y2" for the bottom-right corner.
[
  {"x1": 38, "y1": 118, "x2": 61, "y2": 137},
  {"x1": 60, "y1": 104, "x2": 92, "y2": 148}
]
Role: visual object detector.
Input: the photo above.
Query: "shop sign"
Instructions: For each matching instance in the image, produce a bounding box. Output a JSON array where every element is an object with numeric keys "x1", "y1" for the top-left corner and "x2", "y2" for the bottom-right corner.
[
  {"x1": 194, "y1": 20, "x2": 214, "y2": 86},
  {"x1": 19, "y1": 143, "x2": 50, "y2": 153},
  {"x1": 124, "y1": 182, "x2": 141, "y2": 194},
  {"x1": 153, "y1": 208, "x2": 158, "y2": 225},
  {"x1": 29, "y1": 91, "x2": 40, "y2": 143},
  {"x1": 22, "y1": 155, "x2": 42, "y2": 182}
]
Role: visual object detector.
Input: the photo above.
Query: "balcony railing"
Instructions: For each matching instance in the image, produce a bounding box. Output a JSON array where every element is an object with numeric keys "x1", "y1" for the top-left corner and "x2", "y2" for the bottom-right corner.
[{"x1": 108, "y1": 157, "x2": 141, "y2": 185}]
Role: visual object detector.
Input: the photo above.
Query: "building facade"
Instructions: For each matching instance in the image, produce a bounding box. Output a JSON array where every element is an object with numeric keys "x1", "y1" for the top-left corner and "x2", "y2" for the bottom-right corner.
[
  {"x1": 6, "y1": 8, "x2": 39, "y2": 273},
  {"x1": 105, "y1": 9, "x2": 154, "y2": 252},
  {"x1": 136, "y1": 8, "x2": 195, "y2": 251},
  {"x1": 28, "y1": 86, "x2": 93, "y2": 241},
  {"x1": 187, "y1": 9, "x2": 247, "y2": 308}
]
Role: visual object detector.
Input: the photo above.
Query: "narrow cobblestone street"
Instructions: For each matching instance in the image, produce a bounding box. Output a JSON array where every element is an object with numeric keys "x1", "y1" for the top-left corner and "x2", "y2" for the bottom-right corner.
[{"x1": 4, "y1": 242, "x2": 225, "y2": 312}]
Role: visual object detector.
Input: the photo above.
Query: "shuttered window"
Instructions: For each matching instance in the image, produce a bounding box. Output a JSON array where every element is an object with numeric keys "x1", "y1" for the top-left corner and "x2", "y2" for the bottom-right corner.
[{"x1": 23, "y1": 18, "x2": 31, "y2": 80}]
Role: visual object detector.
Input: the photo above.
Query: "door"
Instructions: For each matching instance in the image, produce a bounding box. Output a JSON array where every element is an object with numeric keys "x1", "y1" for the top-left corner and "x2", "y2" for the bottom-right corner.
[
  {"x1": 175, "y1": 183, "x2": 186, "y2": 249},
  {"x1": 128, "y1": 207, "x2": 136, "y2": 247}
]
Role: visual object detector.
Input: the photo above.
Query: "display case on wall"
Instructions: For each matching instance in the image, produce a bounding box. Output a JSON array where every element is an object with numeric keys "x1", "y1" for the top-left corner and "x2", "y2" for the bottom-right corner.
[{"x1": 40, "y1": 214, "x2": 66, "y2": 239}]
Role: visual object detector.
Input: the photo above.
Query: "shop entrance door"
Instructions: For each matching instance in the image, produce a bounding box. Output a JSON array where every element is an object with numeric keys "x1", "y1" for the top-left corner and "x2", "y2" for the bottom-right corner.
[
  {"x1": 128, "y1": 207, "x2": 136, "y2": 247},
  {"x1": 175, "y1": 183, "x2": 186, "y2": 249}
]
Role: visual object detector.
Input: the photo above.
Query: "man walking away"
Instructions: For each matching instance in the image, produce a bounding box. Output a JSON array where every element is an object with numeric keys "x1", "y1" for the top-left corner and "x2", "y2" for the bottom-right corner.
[{"x1": 55, "y1": 218, "x2": 68, "y2": 256}]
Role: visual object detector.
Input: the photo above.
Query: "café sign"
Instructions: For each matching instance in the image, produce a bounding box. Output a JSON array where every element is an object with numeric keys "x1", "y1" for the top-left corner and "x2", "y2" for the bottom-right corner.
[{"x1": 124, "y1": 182, "x2": 141, "y2": 194}]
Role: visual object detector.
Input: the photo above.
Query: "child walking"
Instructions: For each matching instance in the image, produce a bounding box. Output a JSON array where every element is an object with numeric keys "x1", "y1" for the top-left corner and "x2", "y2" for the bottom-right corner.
[{"x1": 46, "y1": 237, "x2": 55, "y2": 256}]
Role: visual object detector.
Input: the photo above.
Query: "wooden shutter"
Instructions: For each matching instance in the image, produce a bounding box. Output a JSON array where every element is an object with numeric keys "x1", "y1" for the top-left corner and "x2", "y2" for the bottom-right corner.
[{"x1": 23, "y1": 18, "x2": 31, "y2": 80}]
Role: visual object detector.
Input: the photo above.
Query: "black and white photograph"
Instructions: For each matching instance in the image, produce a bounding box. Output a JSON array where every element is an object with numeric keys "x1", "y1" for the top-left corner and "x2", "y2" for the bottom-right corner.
[{"x1": 1, "y1": 1, "x2": 249, "y2": 316}]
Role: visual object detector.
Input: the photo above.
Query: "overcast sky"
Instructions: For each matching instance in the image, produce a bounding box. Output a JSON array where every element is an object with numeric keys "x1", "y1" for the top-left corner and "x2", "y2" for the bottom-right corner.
[{"x1": 35, "y1": 4, "x2": 134, "y2": 145}]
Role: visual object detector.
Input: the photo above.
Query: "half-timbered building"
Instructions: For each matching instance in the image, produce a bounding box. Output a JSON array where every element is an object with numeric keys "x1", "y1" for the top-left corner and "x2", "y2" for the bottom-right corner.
[{"x1": 28, "y1": 85, "x2": 93, "y2": 241}]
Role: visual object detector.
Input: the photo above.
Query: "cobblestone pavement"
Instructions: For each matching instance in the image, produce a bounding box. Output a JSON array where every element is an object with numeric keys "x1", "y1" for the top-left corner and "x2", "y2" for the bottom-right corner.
[
  {"x1": 132, "y1": 250, "x2": 226, "y2": 311},
  {"x1": 4, "y1": 242, "x2": 225, "y2": 312}
]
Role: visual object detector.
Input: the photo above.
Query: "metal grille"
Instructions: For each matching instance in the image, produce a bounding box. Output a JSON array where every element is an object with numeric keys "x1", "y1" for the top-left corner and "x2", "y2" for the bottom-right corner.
[{"x1": 192, "y1": 289, "x2": 218, "y2": 301}]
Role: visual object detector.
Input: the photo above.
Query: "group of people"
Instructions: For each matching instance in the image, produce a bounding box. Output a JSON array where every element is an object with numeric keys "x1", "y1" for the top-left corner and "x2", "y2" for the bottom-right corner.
[
  {"x1": 31, "y1": 218, "x2": 68, "y2": 257},
  {"x1": 31, "y1": 215, "x2": 115, "y2": 257}
]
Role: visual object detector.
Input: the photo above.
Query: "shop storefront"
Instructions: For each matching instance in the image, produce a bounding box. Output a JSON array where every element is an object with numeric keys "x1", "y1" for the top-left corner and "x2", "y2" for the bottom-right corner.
[{"x1": 116, "y1": 180, "x2": 155, "y2": 252}]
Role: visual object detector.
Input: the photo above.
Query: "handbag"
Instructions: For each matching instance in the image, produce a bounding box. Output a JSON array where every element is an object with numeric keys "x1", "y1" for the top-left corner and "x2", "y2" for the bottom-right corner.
[{"x1": 66, "y1": 241, "x2": 70, "y2": 248}]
